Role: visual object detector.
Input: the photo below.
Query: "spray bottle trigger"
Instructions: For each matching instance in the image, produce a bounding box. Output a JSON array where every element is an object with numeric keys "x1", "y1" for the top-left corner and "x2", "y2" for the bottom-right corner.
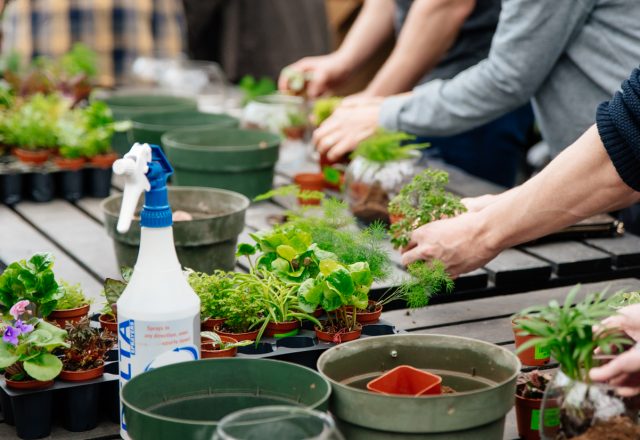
[{"x1": 113, "y1": 143, "x2": 152, "y2": 234}]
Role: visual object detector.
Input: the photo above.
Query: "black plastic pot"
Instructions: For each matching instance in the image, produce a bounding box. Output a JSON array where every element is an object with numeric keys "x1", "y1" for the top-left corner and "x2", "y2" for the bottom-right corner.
[
  {"x1": 0, "y1": 386, "x2": 15, "y2": 424},
  {"x1": 12, "y1": 391, "x2": 54, "y2": 439},
  {"x1": 85, "y1": 167, "x2": 112, "y2": 198},
  {"x1": 27, "y1": 172, "x2": 55, "y2": 202},
  {"x1": 60, "y1": 384, "x2": 101, "y2": 432},
  {"x1": 56, "y1": 170, "x2": 84, "y2": 201},
  {"x1": 0, "y1": 172, "x2": 23, "y2": 204}
]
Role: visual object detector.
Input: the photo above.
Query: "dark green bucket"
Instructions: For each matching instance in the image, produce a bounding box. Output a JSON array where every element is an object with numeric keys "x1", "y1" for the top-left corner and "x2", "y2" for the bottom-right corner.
[
  {"x1": 122, "y1": 359, "x2": 332, "y2": 440},
  {"x1": 131, "y1": 111, "x2": 239, "y2": 147},
  {"x1": 162, "y1": 128, "x2": 281, "y2": 199},
  {"x1": 101, "y1": 186, "x2": 249, "y2": 273},
  {"x1": 100, "y1": 94, "x2": 198, "y2": 156}
]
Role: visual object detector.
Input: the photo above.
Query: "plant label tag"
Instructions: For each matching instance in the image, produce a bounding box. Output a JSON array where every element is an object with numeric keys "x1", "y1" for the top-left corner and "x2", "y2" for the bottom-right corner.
[{"x1": 534, "y1": 344, "x2": 550, "y2": 360}]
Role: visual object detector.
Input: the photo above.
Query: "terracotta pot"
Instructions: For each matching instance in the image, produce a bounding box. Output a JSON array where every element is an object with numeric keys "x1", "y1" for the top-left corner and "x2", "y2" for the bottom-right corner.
[
  {"x1": 59, "y1": 365, "x2": 104, "y2": 382},
  {"x1": 513, "y1": 319, "x2": 551, "y2": 367},
  {"x1": 265, "y1": 320, "x2": 300, "y2": 337},
  {"x1": 99, "y1": 314, "x2": 118, "y2": 332},
  {"x1": 12, "y1": 147, "x2": 50, "y2": 165},
  {"x1": 90, "y1": 152, "x2": 119, "y2": 169},
  {"x1": 319, "y1": 152, "x2": 349, "y2": 169},
  {"x1": 367, "y1": 365, "x2": 442, "y2": 396},
  {"x1": 353, "y1": 301, "x2": 383, "y2": 324},
  {"x1": 389, "y1": 214, "x2": 404, "y2": 225},
  {"x1": 282, "y1": 125, "x2": 306, "y2": 140},
  {"x1": 54, "y1": 156, "x2": 86, "y2": 170},
  {"x1": 215, "y1": 327, "x2": 260, "y2": 341},
  {"x1": 348, "y1": 181, "x2": 372, "y2": 203},
  {"x1": 201, "y1": 317, "x2": 227, "y2": 331},
  {"x1": 48, "y1": 304, "x2": 91, "y2": 328},
  {"x1": 201, "y1": 335, "x2": 238, "y2": 359},
  {"x1": 514, "y1": 384, "x2": 560, "y2": 440},
  {"x1": 315, "y1": 323, "x2": 362, "y2": 344},
  {"x1": 293, "y1": 173, "x2": 324, "y2": 205},
  {"x1": 5, "y1": 376, "x2": 54, "y2": 390},
  {"x1": 313, "y1": 307, "x2": 324, "y2": 318}
]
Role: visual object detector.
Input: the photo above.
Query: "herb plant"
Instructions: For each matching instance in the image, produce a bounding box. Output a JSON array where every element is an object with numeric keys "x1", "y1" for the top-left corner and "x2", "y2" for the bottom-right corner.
[
  {"x1": 214, "y1": 272, "x2": 266, "y2": 334},
  {"x1": 3, "y1": 93, "x2": 65, "y2": 149},
  {"x1": 516, "y1": 370, "x2": 552, "y2": 399},
  {"x1": 57, "y1": 100, "x2": 116, "y2": 158},
  {"x1": 200, "y1": 331, "x2": 253, "y2": 350},
  {"x1": 0, "y1": 253, "x2": 64, "y2": 317},
  {"x1": 58, "y1": 317, "x2": 114, "y2": 371},
  {"x1": 351, "y1": 130, "x2": 429, "y2": 163},
  {"x1": 388, "y1": 169, "x2": 466, "y2": 248},
  {"x1": 0, "y1": 300, "x2": 69, "y2": 381},
  {"x1": 377, "y1": 260, "x2": 454, "y2": 309},
  {"x1": 514, "y1": 286, "x2": 632, "y2": 382},
  {"x1": 239, "y1": 75, "x2": 277, "y2": 105},
  {"x1": 187, "y1": 269, "x2": 234, "y2": 321},
  {"x1": 55, "y1": 281, "x2": 91, "y2": 310},
  {"x1": 312, "y1": 97, "x2": 342, "y2": 125}
]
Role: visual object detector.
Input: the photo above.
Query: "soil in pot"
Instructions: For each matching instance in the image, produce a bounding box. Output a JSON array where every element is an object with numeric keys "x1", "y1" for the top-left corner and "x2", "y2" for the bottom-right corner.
[
  {"x1": 570, "y1": 416, "x2": 640, "y2": 440},
  {"x1": 48, "y1": 304, "x2": 91, "y2": 328},
  {"x1": 13, "y1": 148, "x2": 50, "y2": 165},
  {"x1": 215, "y1": 326, "x2": 260, "y2": 341},
  {"x1": 348, "y1": 181, "x2": 391, "y2": 225},
  {"x1": 99, "y1": 314, "x2": 118, "y2": 333},
  {"x1": 513, "y1": 319, "x2": 551, "y2": 366},
  {"x1": 201, "y1": 317, "x2": 227, "y2": 331},
  {"x1": 315, "y1": 322, "x2": 362, "y2": 344},
  {"x1": 351, "y1": 301, "x2": 383, "y2": 325},
  {"x1": 201, "y1": 335, "x2": 239, "y2": 359},
  {"x1": 293, "y1": 173, "x2": 324, "y2": 205},
  {"x1": 265, "y1": 320, "x2": 300, "y2": 337}
]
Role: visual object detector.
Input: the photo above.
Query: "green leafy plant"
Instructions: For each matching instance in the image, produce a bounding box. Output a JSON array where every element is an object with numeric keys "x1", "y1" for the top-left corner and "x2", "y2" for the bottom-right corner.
[
  {"x1": 0, "y1": 300, "x2": 69, "y2": 381},
  {"x1": 253, "y1": 184, "x2": 325, "y2": 204},
  {"x1": 200, "y1": 331, "x2": 253, "y2": 350},
  {"x1": 214, "y1": 272, "x2": 267, "y2": 334},
  {"x1": 3, "y1": 93, "x2": 65, "y2": 149},
  {"x1": 58, "y1": 317, "x2": 114, "y2": 371},
  {"x1": 57, "y1": 100, "x2": 116, "y2": 158},
  {"x1": 0, "y1": 253, "x2": 64, "y2": 317},
  {"x1": 609, "y1": 290, "x2": 640, "y2": 309},
  {"x1": 312, "y1": 97, "x2": 342, "y2": 125},
  {"x1": 351, "y1": 130, "x2": 429, "y2": 163},
  {"x1": 59, "y1": 43, "x2": 97, "y2": 79},
  {"x1": 187, "y1": 269, "x2": 235, "y2": 321},
  {"x1": 239, "y1": 75, "x2": 277, "y2": 105},
  {"x1": 388, "y1": 169, "x2": 466, "y2": 248},
  {"x1": 55, "y1": 281, "x2": 91, "y2": 310},
  {"x1": 514, "y1": 286, "x2": 632, "y2": 382},
  {"x1": 100, "y1": 267, "x2": 132, "y2": 316}
]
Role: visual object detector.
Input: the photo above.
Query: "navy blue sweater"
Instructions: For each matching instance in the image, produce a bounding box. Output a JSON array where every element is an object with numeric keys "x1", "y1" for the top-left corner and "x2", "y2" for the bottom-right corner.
[{"x1": 597, "y1": 68, "x2": 640, "y2": 191}]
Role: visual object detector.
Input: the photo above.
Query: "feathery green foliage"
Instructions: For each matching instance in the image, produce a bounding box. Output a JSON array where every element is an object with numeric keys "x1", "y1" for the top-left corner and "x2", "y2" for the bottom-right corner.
[
  {"x1": 351, "y1": 130, "x2": 429, "y2": 163},
  {"x1": 312, "y1": 97, "x2": 342, "y2": 125},
  {"x1": 56, "y1": 281, "x2": 90, "y2": 310}
]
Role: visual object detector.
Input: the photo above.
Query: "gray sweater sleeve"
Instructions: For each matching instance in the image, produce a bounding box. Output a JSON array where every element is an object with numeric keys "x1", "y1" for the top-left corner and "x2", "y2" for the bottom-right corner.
[{"x1": 380, "y1": 0, "x2": 595, "y2": 136}]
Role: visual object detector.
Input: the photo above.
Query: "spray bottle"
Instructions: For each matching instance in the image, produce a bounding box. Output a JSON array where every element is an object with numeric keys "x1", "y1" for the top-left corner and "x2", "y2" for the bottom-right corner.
[{"x1": 113, "y1": 143, "x2": 200, "y2": 437}]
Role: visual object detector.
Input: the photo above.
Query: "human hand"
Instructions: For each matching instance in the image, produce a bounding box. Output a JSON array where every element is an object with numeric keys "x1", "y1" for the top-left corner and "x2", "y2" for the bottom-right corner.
[
  {"x1": 589, "y1": 345, "x2": 640, "y2": 396},
  {"x1": 400, "y1": 211, "x2": 498, "y2": 278},
  {"x1": 312, "y1": 97, "x2": 383, "y2": 162},
  {"x1": 278, "y1": 54, "x2": 350, "y2": 98},
  {"x1": 461, "y1": 194, "x2": 499, "y2": 212}
]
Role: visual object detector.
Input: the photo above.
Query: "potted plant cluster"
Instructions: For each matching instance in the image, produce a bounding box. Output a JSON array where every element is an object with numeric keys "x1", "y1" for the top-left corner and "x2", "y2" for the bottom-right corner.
[
  {"x1": 345, "y1": 130, "x2": 429, "y2": 224},
  {"x1": 57, "y1": 317, "x2": 115, "y2": 382},
  {"x1": 47, "y1": 280, "x2": 92, "y2": 328},
  {"x1": 514, "y1": 287, "x2": 640, "y2": 439}
]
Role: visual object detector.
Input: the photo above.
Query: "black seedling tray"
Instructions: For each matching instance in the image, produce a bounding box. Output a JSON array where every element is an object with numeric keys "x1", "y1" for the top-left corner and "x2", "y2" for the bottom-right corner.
[
  {"x1": 0, "y1": 354, "x2": 119, "y2": 440},
  {"x1": 0, "y1": 157, "x2": 113, "y2": 205}
]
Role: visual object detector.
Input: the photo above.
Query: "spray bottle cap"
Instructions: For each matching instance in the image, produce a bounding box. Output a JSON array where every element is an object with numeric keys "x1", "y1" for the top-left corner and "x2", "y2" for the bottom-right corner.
[{"x1": 113, "y1": 143, "x2": 174, "y2": 233}]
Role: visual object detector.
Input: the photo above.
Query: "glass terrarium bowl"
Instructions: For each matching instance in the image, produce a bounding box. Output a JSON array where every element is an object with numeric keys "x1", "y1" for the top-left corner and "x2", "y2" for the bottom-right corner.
[
  {"x1": 540, "y1": 369, "x2": 640, "y2": 439},
  {"x1": 344, "y1": 152, "x2": 422, "y2": 224},
  {"x1": 242, "y1": 94, "x2": 308, "y2": 140}
]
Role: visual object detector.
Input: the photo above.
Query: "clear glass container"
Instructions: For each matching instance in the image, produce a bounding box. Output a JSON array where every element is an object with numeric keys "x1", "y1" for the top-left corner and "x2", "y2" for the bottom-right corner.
[
  {"x1": 344, "y1": 153, "x2": 422, "y2": 224},
  {"x1": 242, "y1": 94, "x2": 308, "y2": 139},
  {"x1": 540, "y1": 370, "x2": 640, "y2": 439},
  {"x1": 214, "y1": 405, "x2": 344, "y2": 440}
]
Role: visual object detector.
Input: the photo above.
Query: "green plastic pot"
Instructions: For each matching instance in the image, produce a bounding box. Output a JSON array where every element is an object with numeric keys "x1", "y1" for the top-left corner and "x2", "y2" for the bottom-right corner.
[
  {"x1": 162, "y1": 128, "x2": 280, "y2": 199},
  {"x1": 101, "y1": 186, "x2": 249, "y2": 273},
  {"x1": 100, "y1": 94, "x2": 198, "y2": 156},
  {"x1": 131, "y1": 111, "x2": 238, "y2": 147},
  {"x1": 317, "y1": 334, "x2": 520, "y2": 439},
  {"x1": 121, "y1": 359, "x2": 332, "y2": 440}
]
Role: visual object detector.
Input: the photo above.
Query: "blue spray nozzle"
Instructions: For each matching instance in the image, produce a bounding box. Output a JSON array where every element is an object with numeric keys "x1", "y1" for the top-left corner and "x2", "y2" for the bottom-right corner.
[{"x1": 113, "y1": 143, "x2": 174, "y2": 232}]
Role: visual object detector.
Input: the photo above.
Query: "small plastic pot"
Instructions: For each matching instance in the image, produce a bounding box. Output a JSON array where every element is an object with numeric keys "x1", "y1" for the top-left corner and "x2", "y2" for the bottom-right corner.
[
  {"x1": 27, "y1": 171, "x2": 55, "y2": 202},
  {"x1": 56, "y1": 169, "x2": 84, "y2": 201},
  {"x1": 11, "y1": 389, "x2": 54, "y2": 439},
  {"x1": 353, "y1": 301, "x2": 383, "y2": 324},
  {"x1": 54, "y1": 157, "x2": 86, "y2": 171},
  {"x1": 60, "y1": 383, "x2": 101, "y2": 432},
  {"x1": 59, "y1": 365, "x2": 105, "y2": 382},
  {"x1": 99, "y1": 314, "x2": 118, "y2": 332},
  {"x1": 87, "y1": 153, "x2": 117, "y2": 198},
  {"x1": 201, "y1": 317, "x2": 227, "y2": 331},
  {"x1": 515, "y1": 387, "x2": 544, "y2": 440},
  {"x1": 366, "y1": 365, "x2": 442, "y2": 396},
  {"x1": 201, "y1": 335, "x2": 239, "y2": 359},
  {"x1": 215, "y1": 328, "x2": 260, "y2": 341},
  {"x1": 48, "y1": 304, "x2": 91, "y2": 328},
  {"x1": 282, "y1": 125, "x2": 306, "y2": 140},
  {"x1": 5, "y1": 377, "x2": 54, "y2": 391},
  {"x1": 293, "y1": 173, "x2": 324, "y2": 205},
  {"x1": 265, "y1": 320, "x2": 300, "y2": 337},
  {"x1": 315, "y1": 323, "x2": 362, "y2": 344},
  {"x1": 513, "y1": 319, "x2": 551, "y2": 367},
  {"x1": 89, "y1": 152, "x2": 118, "y2": 169},
  {"x1": 12, "y1": 148, "x2": 50, "y2": 165},
  {"x1": 0, "y1": 172, "x2": 23, "y2": 204}
]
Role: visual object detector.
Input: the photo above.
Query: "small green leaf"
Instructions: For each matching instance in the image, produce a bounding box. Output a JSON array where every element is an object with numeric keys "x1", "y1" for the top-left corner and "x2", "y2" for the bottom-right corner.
[
  {"x1": 23, "y1": 353, "x2": 63, "y2": 381},
  {"x1": 236, "y1": 243, "x2": 256, "y2": 257},
  {"x1": 276, "y1": 245, "x2": 298, "y2": 262},
  {"x1": 319, "y1": 259, "x2": 342, "y2": 276}
]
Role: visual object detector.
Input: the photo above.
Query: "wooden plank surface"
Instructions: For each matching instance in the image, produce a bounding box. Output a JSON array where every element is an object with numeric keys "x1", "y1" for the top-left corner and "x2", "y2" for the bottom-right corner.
[
  {"x1": 484, "y1": 249, "x2": 552, "y2": 287},
  {"x1": 522, "y1": 241, "x2": 612, "y2": 277},
  {"x1": 586, "y1": 234, "x2": 640, "y2": 268}
]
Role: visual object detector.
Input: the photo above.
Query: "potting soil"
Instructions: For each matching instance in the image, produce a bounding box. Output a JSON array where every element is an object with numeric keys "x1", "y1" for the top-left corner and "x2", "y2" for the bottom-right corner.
[{"x1": 567, "y1": 415, "x2": 640, "y2": 440}]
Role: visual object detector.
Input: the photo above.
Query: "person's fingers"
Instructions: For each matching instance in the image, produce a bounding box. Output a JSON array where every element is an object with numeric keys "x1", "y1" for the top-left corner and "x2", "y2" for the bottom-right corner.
[
  {"x1": 590, "y1": 348, "x2": 640, "y2": 383},
  {"x1": 401, "y1": 245, "x2": 428, "y2": 266},
  {"x1": 613, "y1": 386, "x2": 640, "y2": 397},
  {"x1": 307, "y1": 70, "x2": 330, "y2": 98},
  {"x1": 327, "y1": 128, "x2": 372, "y2": 161},
  {"x1": 401, "y1": 237, "x2": 418, "y2": 254}
]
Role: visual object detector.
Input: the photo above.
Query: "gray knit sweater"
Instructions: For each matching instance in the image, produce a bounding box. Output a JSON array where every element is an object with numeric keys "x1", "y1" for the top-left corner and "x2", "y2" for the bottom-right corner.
[{"x1": 380, "y1": 0, "x2": 640, "y2": 156}]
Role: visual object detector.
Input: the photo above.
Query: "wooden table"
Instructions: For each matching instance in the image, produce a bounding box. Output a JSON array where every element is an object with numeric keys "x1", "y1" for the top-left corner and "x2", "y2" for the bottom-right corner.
[{"x1": 2, "y1": 139, "x2": 640, "y2": 439}]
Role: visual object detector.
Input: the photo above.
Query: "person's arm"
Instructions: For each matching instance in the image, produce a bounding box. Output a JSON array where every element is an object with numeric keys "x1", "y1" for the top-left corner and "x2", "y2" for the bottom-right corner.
[
  {"x1": 364, "y1": 0, "x2": 475, "y2": 97},
  {"x1": 379, "y1": 0, "x2": 595, "y2": 136},
  {"x1": 278, "y1": 0, "x2": 395, "y2": 97}
]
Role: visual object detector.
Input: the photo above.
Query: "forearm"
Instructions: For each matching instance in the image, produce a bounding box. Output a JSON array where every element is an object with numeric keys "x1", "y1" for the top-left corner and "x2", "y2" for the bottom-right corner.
[
  {"x1": 334, "y1": 0, "x2": 396, "y2": 73},
  {"x1": 476, "y1": 126, "x2": 640, "y2": 251},
  {"x1": 365, "y1": 0, "x2": 474, "y2": 97}
]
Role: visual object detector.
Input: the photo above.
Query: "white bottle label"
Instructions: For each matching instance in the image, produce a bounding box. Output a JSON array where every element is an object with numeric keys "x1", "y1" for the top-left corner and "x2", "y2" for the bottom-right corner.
[{"x1": 118, "y1": 314, "x2": 200, "y2": 435}]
